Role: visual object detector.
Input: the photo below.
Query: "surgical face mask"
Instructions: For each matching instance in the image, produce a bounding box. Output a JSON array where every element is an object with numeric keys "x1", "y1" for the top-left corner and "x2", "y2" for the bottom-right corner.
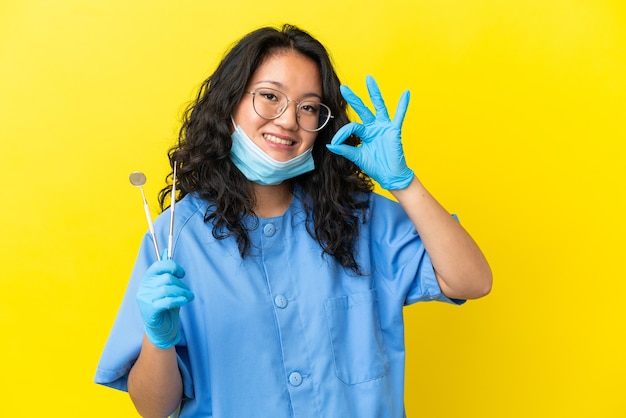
[{"x1": 229, "y1": 123, "x2": 315, "y2": 185}]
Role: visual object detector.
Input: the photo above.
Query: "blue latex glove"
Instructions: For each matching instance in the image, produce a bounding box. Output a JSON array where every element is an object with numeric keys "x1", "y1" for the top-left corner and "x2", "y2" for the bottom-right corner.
[
  {"x1": 136, "y1": 252, "x2": 194, "y2": 349},
  {"x1": 327, "y1": 75, "x2": 414, "y2": 190}
]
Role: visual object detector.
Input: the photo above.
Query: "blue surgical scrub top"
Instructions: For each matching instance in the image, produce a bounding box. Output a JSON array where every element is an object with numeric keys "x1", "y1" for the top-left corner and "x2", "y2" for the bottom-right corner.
[{"x1": 95, "y1": 188, "x2": 463, "y2": 417}]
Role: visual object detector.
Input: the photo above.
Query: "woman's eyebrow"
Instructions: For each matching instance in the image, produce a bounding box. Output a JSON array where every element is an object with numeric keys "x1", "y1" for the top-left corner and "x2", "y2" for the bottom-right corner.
[{"x1": 252, "y1": 80, "x2": 322, "y2": 100}]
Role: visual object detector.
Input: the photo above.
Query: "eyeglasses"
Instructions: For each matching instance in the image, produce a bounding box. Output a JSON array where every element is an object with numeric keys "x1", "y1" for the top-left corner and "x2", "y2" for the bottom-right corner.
[{"x1": 246, "y1": 87, "x2": 333, "y2": 132}]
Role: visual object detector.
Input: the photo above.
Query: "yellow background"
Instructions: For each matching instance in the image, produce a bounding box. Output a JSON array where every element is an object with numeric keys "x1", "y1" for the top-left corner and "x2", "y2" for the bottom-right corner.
[{"x1": 1, "y1": 0, "x2": 624, "y2": 416}]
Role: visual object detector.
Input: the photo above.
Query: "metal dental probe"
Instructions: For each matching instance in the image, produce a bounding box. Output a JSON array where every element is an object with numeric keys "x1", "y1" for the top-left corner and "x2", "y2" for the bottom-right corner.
[{"x1": 167, "y1": 161, "x2": 177, "y2": 260}]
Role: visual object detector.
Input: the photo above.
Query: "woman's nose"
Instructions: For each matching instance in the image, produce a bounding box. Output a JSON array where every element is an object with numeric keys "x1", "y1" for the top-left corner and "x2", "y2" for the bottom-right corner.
[{"x1": 274, "y1": 101, "x2": 299, "y2": 130}]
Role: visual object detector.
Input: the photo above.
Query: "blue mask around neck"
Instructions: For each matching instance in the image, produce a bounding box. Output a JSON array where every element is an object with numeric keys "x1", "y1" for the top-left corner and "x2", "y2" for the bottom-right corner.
[{"x1": 229, "y1": 123, "x2": 315, "y2": 186}]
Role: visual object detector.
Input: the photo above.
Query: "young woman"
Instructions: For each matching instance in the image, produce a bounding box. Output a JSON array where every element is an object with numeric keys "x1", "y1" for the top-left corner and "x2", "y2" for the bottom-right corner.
[{"x1": 95, "y1": 24, "x2": 492, "y2": 418}]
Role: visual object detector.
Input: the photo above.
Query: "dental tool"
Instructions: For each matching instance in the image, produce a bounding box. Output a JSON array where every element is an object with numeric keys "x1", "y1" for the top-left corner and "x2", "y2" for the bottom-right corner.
[
  {"x1": 168, "y1": 161, "x2": 177, "y2": 260},
  {"x1": 129, "y1": 171, "x2": 160, "y2": 258}
]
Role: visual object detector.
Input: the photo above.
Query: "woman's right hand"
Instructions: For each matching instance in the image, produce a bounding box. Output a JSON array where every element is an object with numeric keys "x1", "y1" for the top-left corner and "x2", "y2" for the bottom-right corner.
[{"x1": 136, "y1": 255, "x2": 194, "y2": 349}]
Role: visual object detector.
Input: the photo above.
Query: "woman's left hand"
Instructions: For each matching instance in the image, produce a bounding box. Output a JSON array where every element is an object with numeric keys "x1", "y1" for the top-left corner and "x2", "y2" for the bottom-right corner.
[{"x1": 327, "y1": 75, "x2": 414, "y2": 190}]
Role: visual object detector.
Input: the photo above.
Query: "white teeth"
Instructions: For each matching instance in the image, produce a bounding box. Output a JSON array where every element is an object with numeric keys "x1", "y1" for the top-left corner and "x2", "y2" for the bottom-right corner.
[{"x1": 264, "y1": 134, "x2": 294, "y2": 146}]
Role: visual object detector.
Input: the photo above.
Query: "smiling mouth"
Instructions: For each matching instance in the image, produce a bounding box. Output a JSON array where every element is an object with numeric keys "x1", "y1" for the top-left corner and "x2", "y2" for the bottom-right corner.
[{"x1": 264, "y1": 133, "x2": 294, "y2": 146}]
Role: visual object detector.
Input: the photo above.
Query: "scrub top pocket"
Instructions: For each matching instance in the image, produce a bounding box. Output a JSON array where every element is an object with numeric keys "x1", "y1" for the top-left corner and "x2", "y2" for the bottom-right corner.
[{"x1": 324, "y1": 289, "x2": 389, "y2": 385}]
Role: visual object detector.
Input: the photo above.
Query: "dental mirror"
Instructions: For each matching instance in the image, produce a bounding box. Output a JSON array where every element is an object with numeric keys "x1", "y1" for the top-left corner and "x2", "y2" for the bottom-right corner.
[
  {"x1": 129, "y1": 171, "x2": 160, "y2": 258},
  {"x1": 129, "y1": 171, "x2": 146, "y2": 187}
]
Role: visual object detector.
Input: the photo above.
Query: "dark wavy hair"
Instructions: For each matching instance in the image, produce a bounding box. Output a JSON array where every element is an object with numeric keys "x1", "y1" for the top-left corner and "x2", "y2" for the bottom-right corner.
[{"x1": 159, "y1": 24, "x2": 373, "y2": 273}]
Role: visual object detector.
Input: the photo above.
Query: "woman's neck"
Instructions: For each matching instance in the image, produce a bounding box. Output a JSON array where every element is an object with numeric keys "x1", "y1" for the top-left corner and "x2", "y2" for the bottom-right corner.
[{"x1": 252, "y1": 182, "x2": 294, "y2": 218}]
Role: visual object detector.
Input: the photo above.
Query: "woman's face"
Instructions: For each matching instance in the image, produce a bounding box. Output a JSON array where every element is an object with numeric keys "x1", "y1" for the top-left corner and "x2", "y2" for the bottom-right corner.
[{"x1": 232, "y1": 50, "x2": 322, "y2": 162}]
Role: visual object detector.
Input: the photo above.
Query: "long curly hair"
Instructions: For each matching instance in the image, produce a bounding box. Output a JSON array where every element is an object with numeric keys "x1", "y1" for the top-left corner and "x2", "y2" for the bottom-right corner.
[{"x1": 159, "y1": 24, "x2": 373, "y2": 274}]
